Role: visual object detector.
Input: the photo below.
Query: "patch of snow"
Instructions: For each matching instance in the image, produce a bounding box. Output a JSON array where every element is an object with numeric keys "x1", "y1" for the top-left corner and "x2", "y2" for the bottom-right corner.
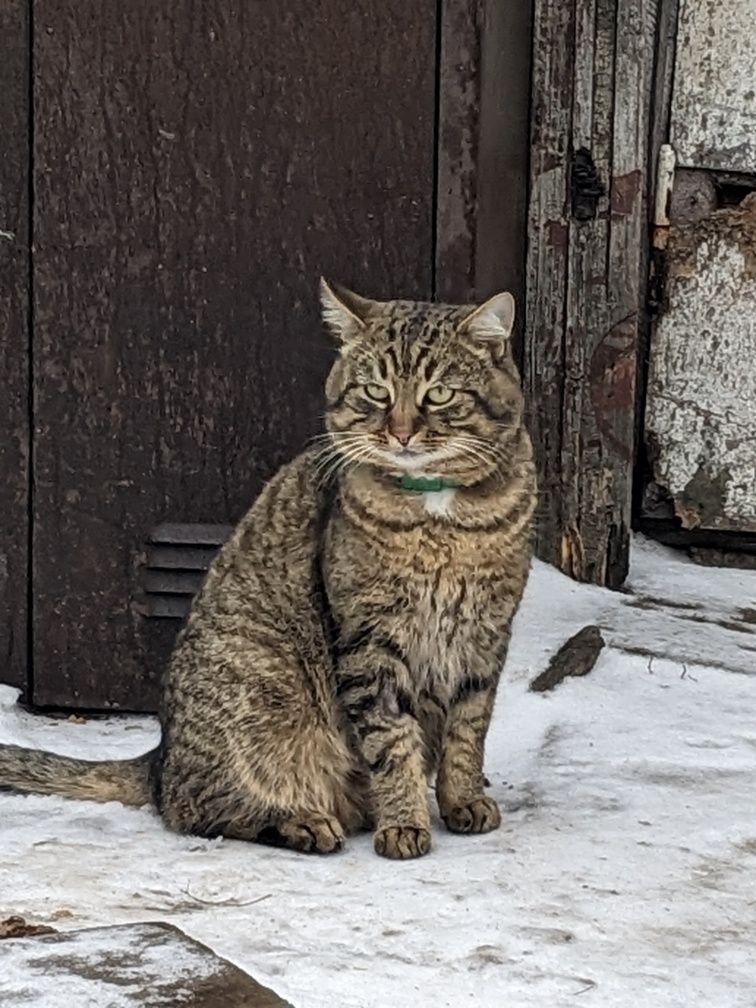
[{"x1": 1, "y1": 537, "x2": 755, "y2": 1007}]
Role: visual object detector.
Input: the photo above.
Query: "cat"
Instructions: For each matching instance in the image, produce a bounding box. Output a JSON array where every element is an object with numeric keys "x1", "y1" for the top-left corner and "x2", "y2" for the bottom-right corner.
[{"x1": 0, "y1": 280, "x2": 536, "y2": 859}]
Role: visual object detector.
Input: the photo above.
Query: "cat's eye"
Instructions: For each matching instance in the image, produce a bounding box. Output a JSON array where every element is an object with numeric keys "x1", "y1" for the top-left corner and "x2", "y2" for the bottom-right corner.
[
  {"x1": 424, "y1": 385, "x2": 455, "y2": 406},
  {"x1": 364, "y1": 383, "x2": 391, "y2": 404}
]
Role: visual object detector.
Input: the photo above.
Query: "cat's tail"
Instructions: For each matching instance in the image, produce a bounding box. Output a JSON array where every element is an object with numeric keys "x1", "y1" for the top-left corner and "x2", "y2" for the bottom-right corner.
[{"x1": 0, "y1": 743, "x2": 157, "y2": 807}]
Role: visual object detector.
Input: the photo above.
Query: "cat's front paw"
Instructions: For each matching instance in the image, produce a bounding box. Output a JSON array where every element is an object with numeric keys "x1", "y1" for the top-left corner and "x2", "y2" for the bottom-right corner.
[
  {"x1": 275, "y1": 813, "x2": 345, "y2": 854},
  {"x1": 442, "y1": 796, "x2": 501, "y2": 834},
  {"x1": 374, "y1": 825, "x2": 431, "y2": 859}
]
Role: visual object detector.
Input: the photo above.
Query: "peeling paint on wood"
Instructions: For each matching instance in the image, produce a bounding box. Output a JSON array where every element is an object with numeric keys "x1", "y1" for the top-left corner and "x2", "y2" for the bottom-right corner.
[
  {"x1": 645, "y1": 195, "x2": 756, "y2": 531},
  {"x1": 671, "y1": 0, "x2": 756, "y2": 172},
  {"x1": 526, "y1": 0, "x2": 658, "y2": 588}
]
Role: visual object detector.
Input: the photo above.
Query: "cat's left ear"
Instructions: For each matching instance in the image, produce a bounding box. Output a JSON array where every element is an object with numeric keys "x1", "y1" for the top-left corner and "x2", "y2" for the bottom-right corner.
[
  {"x1": 457, "y1": 291, "x2": 515, "y2": 357},
  {"x1": 319, "y1": 278, "x2": 374, "y2": 346}
]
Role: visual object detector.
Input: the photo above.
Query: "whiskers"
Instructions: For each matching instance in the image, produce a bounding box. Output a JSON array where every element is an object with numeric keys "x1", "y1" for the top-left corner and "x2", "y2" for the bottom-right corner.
[
  {"x1": 309, "y1": 431, "x2": 379, "y2": 487},
  {"x1": 307, "y1": 429, "x2": 508, "y2": 488},
  {"x1": 448, "y1": 432, "x2": 508, "y2": 482}
]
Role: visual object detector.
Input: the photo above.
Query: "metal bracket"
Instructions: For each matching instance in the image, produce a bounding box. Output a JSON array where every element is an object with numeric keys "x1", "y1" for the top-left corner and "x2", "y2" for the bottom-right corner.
[
  {"x1": 647, "y1": 144, "x2": 676, "y2": 315},
  {"x1": 570, "y1": 147, "x2": 604, "y2": 221}
]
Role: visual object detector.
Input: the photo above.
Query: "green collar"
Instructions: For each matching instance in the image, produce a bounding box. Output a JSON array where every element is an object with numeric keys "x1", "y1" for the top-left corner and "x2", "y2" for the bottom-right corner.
[{"x1": 398, "y1": 474, "x2": 460, "y2": 493}]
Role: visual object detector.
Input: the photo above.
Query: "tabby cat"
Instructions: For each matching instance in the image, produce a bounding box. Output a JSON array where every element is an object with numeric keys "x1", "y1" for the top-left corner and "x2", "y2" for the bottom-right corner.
[{"x1": 0, "y1": 281, "x2": 536, "y2": 859}]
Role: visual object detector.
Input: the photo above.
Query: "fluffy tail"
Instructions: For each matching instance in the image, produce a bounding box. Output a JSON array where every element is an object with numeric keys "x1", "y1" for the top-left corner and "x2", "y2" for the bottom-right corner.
[{"x1": 0, "y1": 743, "x2": 157, "y2": 807}]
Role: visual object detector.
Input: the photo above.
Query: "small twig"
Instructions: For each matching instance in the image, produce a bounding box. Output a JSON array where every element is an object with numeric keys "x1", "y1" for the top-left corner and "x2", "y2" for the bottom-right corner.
[
  {"x1": 182, "y1": 885, "x2": 272, "y2": 908},
  {"x1": 680, "y1": 663, "x2": 698, "y2": 683},
  {"x1": 647, "y1": 655, "x2": 655, "y2": 675},
  {"x1": 572, "y1": 978, "x2": 597, "y2": 995}
]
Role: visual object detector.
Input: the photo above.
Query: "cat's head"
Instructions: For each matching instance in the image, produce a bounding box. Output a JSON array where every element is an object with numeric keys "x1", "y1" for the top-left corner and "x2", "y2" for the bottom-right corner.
[{"x1": 320, "y1": 279, "x2": 524, "y2": 484}]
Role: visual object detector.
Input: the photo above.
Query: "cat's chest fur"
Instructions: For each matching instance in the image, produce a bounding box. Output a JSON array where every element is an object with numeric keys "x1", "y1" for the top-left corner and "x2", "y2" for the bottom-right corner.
[
  {"x1": 402, "y1": 569, "x2": 472, "y2": 696},
  {"x1": 421, "y1": 487, "x2": 457, "y2": 517},
  {"x1": 327, "y1": 476, "x2": 523, "y2": 702}
]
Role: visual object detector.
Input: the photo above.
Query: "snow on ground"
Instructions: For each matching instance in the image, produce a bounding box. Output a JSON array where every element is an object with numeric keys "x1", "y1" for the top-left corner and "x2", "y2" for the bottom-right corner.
[{"x1": 1, "y1": 537, "x2": 755, "y2": 1008}]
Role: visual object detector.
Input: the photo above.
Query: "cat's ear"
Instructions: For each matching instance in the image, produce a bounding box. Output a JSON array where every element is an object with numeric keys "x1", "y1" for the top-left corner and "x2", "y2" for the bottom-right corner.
[
  {"x1": 457, "y1": 291, "x2": 515, "y2": 356},
  {"x1": 319, "y1": 278, "x2": 373, "y2": 345}
]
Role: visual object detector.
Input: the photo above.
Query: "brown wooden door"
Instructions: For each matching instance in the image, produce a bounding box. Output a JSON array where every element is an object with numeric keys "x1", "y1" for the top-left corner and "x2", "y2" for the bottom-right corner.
[
  {"x1": 0, "y1": 2, "x2": 532, "y2": 712},
  {"x1": 30, "y1": 1, "x2": 438, "y2": 710}
]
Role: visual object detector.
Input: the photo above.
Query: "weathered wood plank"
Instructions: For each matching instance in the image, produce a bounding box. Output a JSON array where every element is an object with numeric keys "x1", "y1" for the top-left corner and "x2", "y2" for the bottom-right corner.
[
  {"x1": 525, "y1": 0, "x2": 575, "y2": 565},
  {"x1": 0, "y1": 1, "x2": 30, "y2": 693},
  {"x1": 561, "y1": 0, "x2": 614, "y2": 584},
  {"x1": 32, "y1": 1, "x2": 437, "y2": 709},
  {"x1": 526, "y1": 0, "x2": 658, "y2": 587},
  {"x1": 601, "y1": 0, "x2": 658, "y2": 578}
]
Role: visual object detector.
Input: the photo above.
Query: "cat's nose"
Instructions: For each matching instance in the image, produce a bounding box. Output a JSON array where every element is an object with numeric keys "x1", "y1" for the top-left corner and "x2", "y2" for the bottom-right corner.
[
  {"x1": 387, "y1": 407, "x2": 419, "y2": 448},
  {"x1": 392, "y1": 430, "x2": 412, "y2": 446}
]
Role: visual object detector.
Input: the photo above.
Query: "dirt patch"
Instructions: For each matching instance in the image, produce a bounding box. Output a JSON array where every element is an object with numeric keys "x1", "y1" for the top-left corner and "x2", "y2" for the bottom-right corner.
[{"x1": 0, "y1": 916, "x2": 58, "y2": 940}]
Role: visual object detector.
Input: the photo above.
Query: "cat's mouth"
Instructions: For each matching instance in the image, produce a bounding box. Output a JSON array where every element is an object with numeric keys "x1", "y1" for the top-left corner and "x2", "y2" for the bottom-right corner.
[{"x1": 380, "y1": 446, "x2": 449, "y2": 472}]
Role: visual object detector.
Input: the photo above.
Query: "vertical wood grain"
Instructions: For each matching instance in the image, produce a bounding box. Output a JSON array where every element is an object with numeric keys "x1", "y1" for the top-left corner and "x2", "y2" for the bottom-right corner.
[
  {"x1": 0, "y1": 1, "x2": 30, "y2": 692},
  {"x1": 435, "y1": 0, "x2": 533, "y2": 360},
  {"x1": 526, "y1": 0, "x2": 658, "y2": 587},
  {"x1": 525, "y1": 0, "x2": 575, "y2": 571},
  {"x1": 435, "y1": 0, "x2": 483, "y2": 304},
  {"x1": 32, "y1": 1, "x2": 437, "y2": 709},
  {"x1": 475, "y1": 0, "x2": 534, "y2": 360}
]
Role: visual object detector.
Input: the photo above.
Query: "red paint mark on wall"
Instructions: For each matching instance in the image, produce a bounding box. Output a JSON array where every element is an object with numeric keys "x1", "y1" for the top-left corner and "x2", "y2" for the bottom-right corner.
[
  {"x1": 546, "y1": 219, "x2": 568, "y2": 249},
  {"x1": 589, "y1": 315, "x2": 637, "y2": 462},
  {"x1": 611, "y1": 170, "x2": 642, "y2": 217}
]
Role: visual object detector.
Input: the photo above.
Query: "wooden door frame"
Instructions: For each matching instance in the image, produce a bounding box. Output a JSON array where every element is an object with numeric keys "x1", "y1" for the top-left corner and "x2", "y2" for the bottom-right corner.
[
  {"x1": 435, "y1": 0, "x2": 534, "y2": 365},
  {"x1": 0, "y1": 0, "x2": 31, "y2": 694}
]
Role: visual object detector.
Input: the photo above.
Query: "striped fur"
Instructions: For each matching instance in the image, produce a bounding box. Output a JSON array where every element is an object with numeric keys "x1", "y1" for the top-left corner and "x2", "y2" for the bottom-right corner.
[{"x1": 0, "y1": 285, "x2": 535, "y2": 861}]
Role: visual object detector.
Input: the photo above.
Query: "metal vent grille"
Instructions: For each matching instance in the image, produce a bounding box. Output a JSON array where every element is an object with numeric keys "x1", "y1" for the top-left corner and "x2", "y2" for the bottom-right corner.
[{"x1": 142, "y1": 523, "x2": 232, "y2": 619}]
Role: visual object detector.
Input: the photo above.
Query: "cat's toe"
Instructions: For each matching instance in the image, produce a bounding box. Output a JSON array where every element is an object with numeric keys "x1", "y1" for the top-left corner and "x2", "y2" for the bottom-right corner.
[
  {"x1": 443, "y1": 796, "x2": 501, "y2": 834},
  {"x1": 277, "y1": 813, "x2": 345, "y2": 854},
  {"x1": 374, "y1": 825, "x2": 431, "y2": 859}
]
